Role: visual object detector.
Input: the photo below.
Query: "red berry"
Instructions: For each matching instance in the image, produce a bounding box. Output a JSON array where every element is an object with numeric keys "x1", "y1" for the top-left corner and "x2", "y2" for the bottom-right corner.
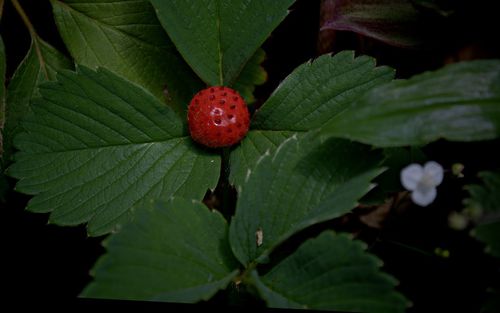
[{"x1": 187, "y1": 86, "x2": 250, "y2": 148}]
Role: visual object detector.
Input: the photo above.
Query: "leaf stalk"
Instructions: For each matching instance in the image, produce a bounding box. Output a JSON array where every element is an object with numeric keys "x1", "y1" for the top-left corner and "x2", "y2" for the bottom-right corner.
[{"x1": 10, "y1": 0, "x2": 49, "y2": 79}]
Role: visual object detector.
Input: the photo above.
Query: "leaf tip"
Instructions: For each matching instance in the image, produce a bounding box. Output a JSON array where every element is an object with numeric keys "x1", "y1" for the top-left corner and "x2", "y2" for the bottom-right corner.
[{"x1": 368, "y1": 183, "x2": 378, "y2": 192}]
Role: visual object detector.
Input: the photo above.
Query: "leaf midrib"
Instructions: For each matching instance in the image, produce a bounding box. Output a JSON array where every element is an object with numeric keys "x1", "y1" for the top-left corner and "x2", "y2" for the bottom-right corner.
[
  {"x1": 215, "y1": 0, "x2": 224, "y2": 85},
  {"x1": 21, "y1": 135, "x2": 192, "y2": 155},
  {"x1": 335, "y1": 97, "x2": 500, "y2": 125}
]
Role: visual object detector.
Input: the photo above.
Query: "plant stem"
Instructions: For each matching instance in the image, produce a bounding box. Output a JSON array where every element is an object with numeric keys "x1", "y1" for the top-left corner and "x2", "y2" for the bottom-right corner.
[
  {"x1": 234, "y1": 260, "x2": 258, "y2": 286},
  {"x1": 379, "y1": 238, "x2": 435, "y2": 257},
  {"x1": 219, "y1": 147, "x2": 232, "y2": 219},
  {"x1": 10, "y1": 0, "x2": 49, "y2": 79}
]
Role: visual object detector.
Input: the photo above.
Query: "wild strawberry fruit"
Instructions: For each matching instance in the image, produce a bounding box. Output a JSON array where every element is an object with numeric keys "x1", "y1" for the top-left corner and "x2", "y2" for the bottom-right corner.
[{"x1": 187, "y1": 86, "x2": 250, "y2": 148}]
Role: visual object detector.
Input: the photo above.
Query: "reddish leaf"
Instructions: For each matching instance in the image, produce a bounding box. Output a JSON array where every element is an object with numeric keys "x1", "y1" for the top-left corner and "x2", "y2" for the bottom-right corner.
[{"x1": 321, "y1": 0, "x2": 426, "y2": 48}]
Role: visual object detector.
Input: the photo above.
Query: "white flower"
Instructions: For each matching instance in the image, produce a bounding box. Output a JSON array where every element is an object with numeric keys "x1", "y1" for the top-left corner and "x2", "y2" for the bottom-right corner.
[{"x1": 400, "y1": 161, "x2": 444, "y2": 206}]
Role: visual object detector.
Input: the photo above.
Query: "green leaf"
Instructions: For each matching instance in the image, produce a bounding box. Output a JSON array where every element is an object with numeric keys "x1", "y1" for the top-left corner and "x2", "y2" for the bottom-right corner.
[
  {"x1": 465, "y1": 171, "x2": 500, "y2": 258},
  {"x1": 229, "y1": 131, "x2": 384, "y2": 265},
  {"x1": 82, "y1": 197, "x2": 239, "y2": 302},
  {"x1": 2, "y1": 38, "x2": 73, "y2": 163},
  {"x1": 150, "y1": 0, "x2": 295, "y2": 86},
  {"x1": 228, "y1": 130, "x2": 294, "y2": 185},
  {"x1": 253, "y1": 51, "x2": 395, "y2": 131},
  {"x1": 322, "y1": 60, "x2": 500, "y2": 147},
  {"x1": 7, "y1": 66, "x2": 220, "y2": 236},
  {"x1": 230, "y1": 51, "x2": 394, "y2": 186},
  {"x1": 232, "y1": 48, "x2": 267, "y2": 104},
  {"x1": 1, "y1": 36, "x2": 72, "y2": 201},
  {"x1": 51, "y1": 0, "x2": 202, "y2": 112},
  {"x1": 251, "y1": 231, "x2": 409, "y2": 312}
]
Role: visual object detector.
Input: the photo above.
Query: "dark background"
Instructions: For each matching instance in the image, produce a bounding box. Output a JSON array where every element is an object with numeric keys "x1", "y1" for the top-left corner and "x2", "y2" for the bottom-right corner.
[{"x1": 1, "y1": 0, "x2": 500, "y2": 311}]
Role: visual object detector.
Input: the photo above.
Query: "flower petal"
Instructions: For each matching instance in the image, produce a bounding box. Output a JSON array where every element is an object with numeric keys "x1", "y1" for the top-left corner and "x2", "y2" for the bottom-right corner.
[
  {"x1": 401, "y1": 163, "x2": 424, "y2": 191},
  {"x1": 423, "y1": 161, "x2": 444, "y2": 186},
  {"x1": 411, "y1": 187, "x2": 437, "y2": 207}
]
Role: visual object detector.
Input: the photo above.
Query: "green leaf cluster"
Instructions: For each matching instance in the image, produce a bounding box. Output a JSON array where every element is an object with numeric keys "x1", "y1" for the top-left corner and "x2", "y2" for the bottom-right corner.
[
  {"x1": 2, "y1": 0, "x2": 500, "y2": 311},
  {"x1": 465, "y1": 171, "x2": 500, "y2": 258},
  {"x1": 464, "y1": 172, "x2": 500, "y2": 313}
]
